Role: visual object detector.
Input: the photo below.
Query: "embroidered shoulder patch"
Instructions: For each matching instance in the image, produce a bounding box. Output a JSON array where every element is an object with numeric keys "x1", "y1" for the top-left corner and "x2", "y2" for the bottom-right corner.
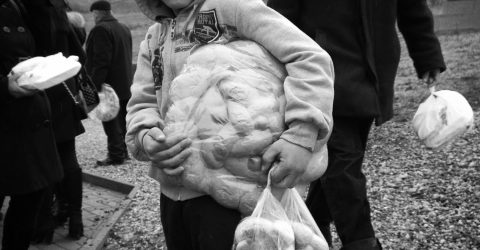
[{"x1": 193, "y1": 9, "x2": 221, "y2": 44}]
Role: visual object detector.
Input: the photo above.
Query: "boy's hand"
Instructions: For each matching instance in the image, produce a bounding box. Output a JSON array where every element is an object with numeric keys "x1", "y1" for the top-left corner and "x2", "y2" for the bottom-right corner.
[
  {"x1": 261, "y1": 139, "x2": 312, "y2": 188},
  {"x1": 142, "y1": 127, "x2": 192, "y2": 175}
]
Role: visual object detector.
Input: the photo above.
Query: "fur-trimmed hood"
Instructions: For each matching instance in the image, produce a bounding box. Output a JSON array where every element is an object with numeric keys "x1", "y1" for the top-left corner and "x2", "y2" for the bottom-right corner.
[{"x1": 134, "y1": 0, "x2": 203, "y2": 21}]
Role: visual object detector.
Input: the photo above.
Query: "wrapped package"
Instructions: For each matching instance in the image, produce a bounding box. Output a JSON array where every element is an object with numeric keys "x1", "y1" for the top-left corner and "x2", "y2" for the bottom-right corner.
[
  {"x1": 90, "y1": 84, "x2": 120, "y2": 122},
  {"x1": 234, "y1": 175, "x2": 295, "y2": 250},
  {"x1": 9, "y1": 52, "x2": 81, "y2": 90},
  {"x1": 412, "y1": 89, "x2": 474, "y2": 149},
  {"x1": 161, "y1": 40, "x2": 327, "y2": 214}
]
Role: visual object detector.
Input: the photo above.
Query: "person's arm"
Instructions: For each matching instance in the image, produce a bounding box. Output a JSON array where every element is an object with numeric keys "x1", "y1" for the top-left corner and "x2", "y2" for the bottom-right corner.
[
  {"x1": 231, "y1": 0, "x2": 335, "y2": 187},
  {"x1": 235, "y1": 0, "x2": 334, "y2": 150},
  {"x1": 397, "y1": 0, "x2": 446, "y2": 81},
  {"x1": 86, "y1": 26, "x2": 112, "y2": 89},
  {"x1": 126, "y1": 24, "x2": 192, "y2": 172},
  {"x1": 126, "y1": 25, "x2": 164, "y2": 161}
]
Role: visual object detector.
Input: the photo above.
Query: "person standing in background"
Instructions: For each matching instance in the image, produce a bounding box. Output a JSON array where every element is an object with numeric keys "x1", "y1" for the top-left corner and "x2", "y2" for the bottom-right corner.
[
  {"x1": 85, "y1": 0, "x2": 133, "y2": 166},
  {"x1": 22, "y1": 0, "x2": 87, "y2": 242},
  {"x1": 268, "y1": 0, "x2": 446, "y2": 249},
  {"x1": 67, "y1": 10, "x2": 87, "y2": 45},
  {"x1": 0, "y1": 0, "x2": 64, "y2": 248}
]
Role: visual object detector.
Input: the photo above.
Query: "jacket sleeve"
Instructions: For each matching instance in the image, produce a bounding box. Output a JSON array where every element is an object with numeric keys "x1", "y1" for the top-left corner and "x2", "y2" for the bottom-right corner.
[
  {"x1": 233, "y1": 0, "x2": 334, "y2": 151},
  {"x1": 126, "y1": 25, "x2": 164, "y2": 161},
  {"x1": 397, "y1": 0, "x2": 446, "y2": 76},
  {"x1": 86, "y1": 26, "x2": 112, "y2": 89}
]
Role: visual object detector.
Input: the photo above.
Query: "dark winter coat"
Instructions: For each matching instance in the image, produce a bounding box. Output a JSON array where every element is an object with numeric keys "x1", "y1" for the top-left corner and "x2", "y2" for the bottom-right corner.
[
  {"x1": 268, "y1": 0, "x2": 446, "y2": 125},
  {"x1": 23, "y1": 0, "x2": 85, "y2": 143},
  {"x1": 85, "y1": 14, "x2": 133, "y2": 101},
  {"x1": 0, "y1": 0, "x2": 63, "y2": 195}
]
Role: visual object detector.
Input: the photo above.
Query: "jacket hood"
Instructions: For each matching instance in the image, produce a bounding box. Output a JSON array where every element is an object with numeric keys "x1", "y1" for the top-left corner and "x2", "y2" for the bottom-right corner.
[{"x1": 135, "y1": 0, "x2": 203, "y2": 21}]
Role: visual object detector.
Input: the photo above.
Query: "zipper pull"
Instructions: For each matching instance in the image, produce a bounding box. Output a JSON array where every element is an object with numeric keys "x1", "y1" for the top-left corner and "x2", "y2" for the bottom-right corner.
[{"x1": 170, "y1": 19, "x2": 176, "y2": 39}]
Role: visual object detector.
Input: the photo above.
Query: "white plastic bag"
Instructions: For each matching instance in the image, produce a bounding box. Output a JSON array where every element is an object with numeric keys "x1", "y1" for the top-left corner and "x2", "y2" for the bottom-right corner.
[
  {"x1": 412, "y1": 89, "x2": 474, "y2": 149},
  {"x1": 281, "y1": 188, "x2": 329, "y2": 250},
  {"x1": 90, "y1": 84, "x2": 120, "y2": 122},
  {"x1": 234, "y1": 175, "x2": 294, "y2": 250}
]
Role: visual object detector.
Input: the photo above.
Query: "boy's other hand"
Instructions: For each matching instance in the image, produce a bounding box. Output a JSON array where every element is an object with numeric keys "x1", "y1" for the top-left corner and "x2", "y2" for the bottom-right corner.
[
  {"x1": 261, "y1": 139, "x2": 312, "y2": 188},
  {"x1": 143, "y1": 127, "x2": 192, "y2": 175}
]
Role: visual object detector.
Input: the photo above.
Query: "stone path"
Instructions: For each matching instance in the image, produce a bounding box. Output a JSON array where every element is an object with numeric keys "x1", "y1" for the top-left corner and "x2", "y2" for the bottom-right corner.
[{"x1": 0, "y1": 182, "x2": 128, "y2": 250}]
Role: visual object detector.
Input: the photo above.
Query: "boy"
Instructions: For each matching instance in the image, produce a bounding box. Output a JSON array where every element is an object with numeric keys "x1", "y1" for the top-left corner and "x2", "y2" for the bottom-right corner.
[{"x1": 126, "y1": 0, "x2": 334, "y2": 248}]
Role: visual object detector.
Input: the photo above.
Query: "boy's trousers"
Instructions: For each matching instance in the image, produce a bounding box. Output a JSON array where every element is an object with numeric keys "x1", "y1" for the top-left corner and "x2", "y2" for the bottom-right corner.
[
  {"x1": 306, "y1": 117, "x2": 382, "y2": 250},
  {"x1": 160, "y1": 194, "x2": 241, "y2": 250}
]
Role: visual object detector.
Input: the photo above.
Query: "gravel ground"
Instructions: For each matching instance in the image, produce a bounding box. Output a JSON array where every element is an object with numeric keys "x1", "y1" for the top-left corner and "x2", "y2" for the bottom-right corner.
[{"x1": 76, "y1": 31, "x2": 480, "y2": 250}]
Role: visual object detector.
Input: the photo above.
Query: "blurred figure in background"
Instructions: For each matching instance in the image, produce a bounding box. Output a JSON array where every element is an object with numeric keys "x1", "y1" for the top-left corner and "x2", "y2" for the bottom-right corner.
[
  {"x1": 85, "y1": 0, "x2": 133, "y2": 166},
  {"x1": 67, "y1": 10, "x2": 87, "y2": 45},
  {"x1": 22, "y1": 0, "x2": 87, "y2": 242},
  {"x1": 0, "y1": 0, "x2": 64, "y2": 248},
  {"x1": 268, "y1": 0, "x2": 446, "y2": 249}
]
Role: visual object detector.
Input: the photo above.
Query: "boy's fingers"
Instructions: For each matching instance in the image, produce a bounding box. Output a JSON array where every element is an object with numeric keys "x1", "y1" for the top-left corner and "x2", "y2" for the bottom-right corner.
[
  {"x1": 159, "y1": 147, "x2": 192, "y2": 168},
  {"x1": 163, "y1": 166, "x2": 185, "y2": 176},
  {"x1": 154, "y1": 138, "x2": 192, "y2": 159},
  {"x1": 269, "y1": 163, "x2": 285, "y2": 182},
  {"x1": 261, "y1": 145, "x2": 280, "y2": 172},
  {"x1": 275, "y1": 174, "x2": 298, "y2": 189},
  {"x1": 147, "y1": 127, "x2": 166, "y2": 141}
]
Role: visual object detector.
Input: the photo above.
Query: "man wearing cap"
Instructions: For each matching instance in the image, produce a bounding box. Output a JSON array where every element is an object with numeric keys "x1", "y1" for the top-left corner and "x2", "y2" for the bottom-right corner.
[{"x1": 86, "y1": 0, "x2": 133, "y2": 166}]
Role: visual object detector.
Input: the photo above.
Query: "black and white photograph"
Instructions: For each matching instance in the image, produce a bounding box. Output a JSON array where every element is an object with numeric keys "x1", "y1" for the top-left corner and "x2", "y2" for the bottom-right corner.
[{"x1": 0, "y1": 0, "x2": 478, "y2": 249}]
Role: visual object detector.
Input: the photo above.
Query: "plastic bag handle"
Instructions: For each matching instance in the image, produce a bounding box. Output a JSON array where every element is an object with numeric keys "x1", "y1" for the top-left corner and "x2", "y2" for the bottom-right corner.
[{"x1": 266, "y1": 169, "x2": 273, "y2": 190}]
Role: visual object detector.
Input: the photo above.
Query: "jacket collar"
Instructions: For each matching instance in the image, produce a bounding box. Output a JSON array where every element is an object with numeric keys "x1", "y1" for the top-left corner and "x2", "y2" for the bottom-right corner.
[{"x1": 96, "y1": 13, "x2": 117, "y2": 24}]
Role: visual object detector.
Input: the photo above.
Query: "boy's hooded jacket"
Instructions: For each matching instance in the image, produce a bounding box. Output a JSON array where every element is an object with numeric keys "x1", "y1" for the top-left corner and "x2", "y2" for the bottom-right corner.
[{"x1": 126, "y1": 0, "x2": 335, "y2": 201}]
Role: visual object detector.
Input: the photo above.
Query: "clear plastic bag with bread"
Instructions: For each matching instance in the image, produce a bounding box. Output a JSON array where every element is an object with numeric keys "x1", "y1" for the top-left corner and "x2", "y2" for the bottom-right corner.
[
  {"x1": 281, "y1": 187, "x2": 329, "y2": 250},
  {"x1": 412, "y1": 86, "x2": 474, "y2": 149},
  {"x1": 160, "y1": 40, "x2": 328, "y2": 214},
  {"x1": 233, "y1": 173, "x2": 295, "y2": 250}
]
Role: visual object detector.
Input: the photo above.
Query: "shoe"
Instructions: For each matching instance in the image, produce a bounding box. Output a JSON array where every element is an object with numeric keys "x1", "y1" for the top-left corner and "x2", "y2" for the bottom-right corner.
[
  {"x1": 96, "y1": 158, "x2": 124, "y2": 166},
  {"x1": 68, "y1": 212, "x2": 84, "y2": 240}
]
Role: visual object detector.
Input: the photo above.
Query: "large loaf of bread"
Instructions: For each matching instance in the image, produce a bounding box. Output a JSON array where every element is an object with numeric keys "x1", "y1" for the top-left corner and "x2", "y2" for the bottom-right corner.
[{"x1": 162, "y1": 40, "x2": 326, "y2": 214}]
